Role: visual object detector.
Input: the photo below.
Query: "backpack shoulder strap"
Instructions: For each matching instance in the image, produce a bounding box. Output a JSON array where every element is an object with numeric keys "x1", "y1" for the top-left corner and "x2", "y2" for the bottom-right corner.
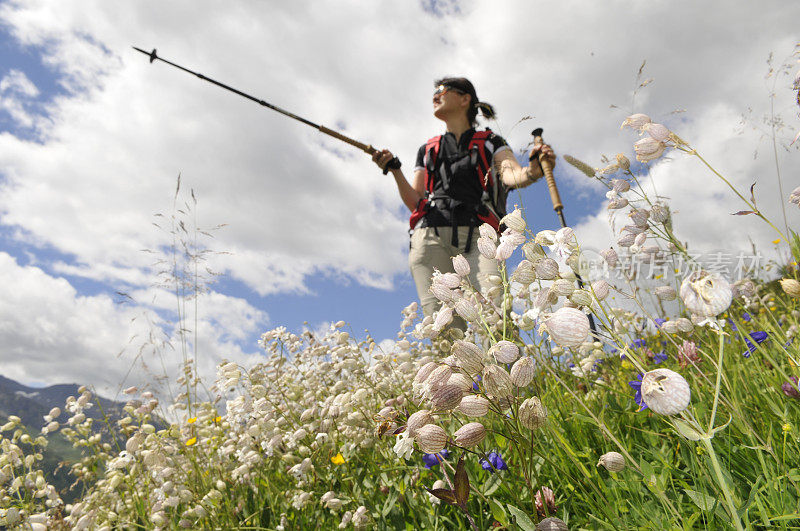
[{"x1": 423, "y1": 135, "x2": 442, "y2": 193}]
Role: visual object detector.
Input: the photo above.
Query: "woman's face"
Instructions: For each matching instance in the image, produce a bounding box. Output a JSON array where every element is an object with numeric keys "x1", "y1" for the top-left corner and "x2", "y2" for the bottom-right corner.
[{"x1": 432, "y1": 85, "x2": 470, "y2": 121}]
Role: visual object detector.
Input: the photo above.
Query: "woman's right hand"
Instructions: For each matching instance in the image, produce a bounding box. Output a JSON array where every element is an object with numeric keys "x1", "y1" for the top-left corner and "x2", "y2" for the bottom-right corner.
[{"x1": 372, "y1": 149, "x2": 396, "y2": 173}]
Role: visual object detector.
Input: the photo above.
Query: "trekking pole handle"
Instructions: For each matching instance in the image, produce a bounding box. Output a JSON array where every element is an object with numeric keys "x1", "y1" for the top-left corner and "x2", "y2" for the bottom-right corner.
[{"x1": 532, "y1": 127, "x2": 563, "y2": 212}]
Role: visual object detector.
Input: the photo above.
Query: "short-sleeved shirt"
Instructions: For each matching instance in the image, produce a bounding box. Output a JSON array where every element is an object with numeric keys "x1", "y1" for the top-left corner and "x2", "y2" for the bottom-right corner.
[{"x1": 413, "y1": 128, "x2": 512, "y2": 227}]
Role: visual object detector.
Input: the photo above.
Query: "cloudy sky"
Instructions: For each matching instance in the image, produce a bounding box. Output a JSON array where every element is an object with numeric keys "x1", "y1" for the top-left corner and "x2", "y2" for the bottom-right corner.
[{"x1": 0, "y1": 0, "x2": 798, "y2": 398}]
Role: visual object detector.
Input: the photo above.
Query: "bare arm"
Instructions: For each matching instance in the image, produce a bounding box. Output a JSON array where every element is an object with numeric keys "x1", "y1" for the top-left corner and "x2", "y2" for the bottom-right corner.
[
  {"x1": 372, "y1": 149, "x2": 425, "y2": 212},
  {"x1": 494, "y1": 144, "x2": 556, "y2": 188}
]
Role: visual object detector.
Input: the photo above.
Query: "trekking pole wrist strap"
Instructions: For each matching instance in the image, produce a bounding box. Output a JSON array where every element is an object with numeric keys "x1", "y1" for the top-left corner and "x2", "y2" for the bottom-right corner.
[{"x1": 383, "y1": 157, "x2": 402, "y2": 175}]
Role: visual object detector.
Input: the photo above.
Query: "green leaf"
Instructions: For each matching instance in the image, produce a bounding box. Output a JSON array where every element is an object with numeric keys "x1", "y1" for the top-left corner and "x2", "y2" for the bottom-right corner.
[
  {"x1": 673, "y1": 418, "x2": 705, "y2": 441},
  {"x1": 454, "y1": 456, "x2": 470, "y2": 507},
  {"x1": 483, "y1": 472, "x2": 502, "y2": 497},
  {"x1": 684, "y1": 488, "x2": 717, "y2": 511},
  {"x1": 506, "y1": 503, "x2": 537, "y2": 531},
  {"x1": 490, "y1": 499, "x2": 508, "y2": 526}
]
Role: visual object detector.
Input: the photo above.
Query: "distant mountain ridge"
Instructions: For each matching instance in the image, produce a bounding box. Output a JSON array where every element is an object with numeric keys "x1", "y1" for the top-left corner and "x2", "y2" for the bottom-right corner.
[{"x1": 0, "y1": 374, "x2": 129, "y2": 430}]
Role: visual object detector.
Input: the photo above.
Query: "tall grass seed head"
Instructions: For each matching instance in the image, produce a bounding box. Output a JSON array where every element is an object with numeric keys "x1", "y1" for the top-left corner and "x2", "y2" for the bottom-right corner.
[
  {"x1": 453, "y1": 422, "x2": 486, "y2": 448},
  {"x1": 563, "y1": 154, "x2": 597, "y2": 177},
  {"x1": 597, "y1": 451, "x2": 626, "y2": 472},
  {"x1": 680, "y1": 271, "x2": 732, "y2": 317},
  {"x1": 641, "y1": 369, "x2": 691, "y2": 415}
]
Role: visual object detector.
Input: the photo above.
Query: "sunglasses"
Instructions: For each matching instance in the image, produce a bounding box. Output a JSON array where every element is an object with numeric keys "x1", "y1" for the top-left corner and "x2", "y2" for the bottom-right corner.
[{"x1": 434, "y1": 85, "x2": 465, "y2": 97}]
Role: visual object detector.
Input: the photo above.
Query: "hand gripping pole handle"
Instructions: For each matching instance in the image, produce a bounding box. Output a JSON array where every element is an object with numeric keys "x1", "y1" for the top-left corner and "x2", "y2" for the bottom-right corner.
[{"x1": 532, "y1": 127, "x2": 563, "y2": 212}]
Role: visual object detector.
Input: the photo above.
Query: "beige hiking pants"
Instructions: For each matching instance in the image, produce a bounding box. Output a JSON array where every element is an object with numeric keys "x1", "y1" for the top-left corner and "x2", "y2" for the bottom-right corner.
[{"x1": 409, "y1": 226, "x2": 500, "y2": 317}]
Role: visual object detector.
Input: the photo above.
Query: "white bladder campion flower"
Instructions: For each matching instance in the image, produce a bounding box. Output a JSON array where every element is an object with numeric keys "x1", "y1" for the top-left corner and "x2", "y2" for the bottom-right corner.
[
  {"x1": 621, "y1": 113, "x2": 652, "y2": 132},
  {"x1": 642, "y1": 122, "x2": 671, "y2": 142},
  {"x1": 597, "y1": 452, "x2": 625, "y2": 472},
  {"x1": 680, "y1": 271, "x2": 732, "y2": 318},
  {"x1": 641, "y1": 368, "x2": 691, "y2": 415},
  {"x1": 633, "y1": 136, "x2": 666, "y2": 163},
  {"x1": 452, "y1": 255, "x2": 470, "y2": 277},
  {"x1": 541, "y1": 307, "x2": 590, "y2": 347},
  {"x1": 393, "y1": 432, "x2": 415, "y2": 460}
]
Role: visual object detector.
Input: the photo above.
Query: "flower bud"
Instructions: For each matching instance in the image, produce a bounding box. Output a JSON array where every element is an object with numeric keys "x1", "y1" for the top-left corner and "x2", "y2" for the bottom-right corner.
[
  {"x1": 569, "y1": 289, "x2": 593, "y2": 307},
  {"x1": 406, "y1": 410, "x2": 433, "y2": 437},
  {"x1": 511, "y1": 260, "x2": 536, "y2": 284},
  {"x1": 643, "y1": 122, "x2": 671, "y2": 142},
  {"x1": 675, "y1": 318, "x2": 694, "y2": 333},
  {"x1": 661, "y1": 320, "x2": 679, "y2": 334},
  {"x1": 542, "y1": 307, "x2": 590, "y2": 347},
  {"x1": 415, "y1": 362, "x2": 438, "y2": 384},
  {"x1": 591, "y1": 280, "x2": 610, "y2": 301},
  {"x1": 781, "y1": 279, "x2": 800, "y2": 298},
  {"x1": 519, "y1": 396, "x2": 547, "y2": 429},
  {"x1": 597, "y1": 451, "x2": 626, "y2": 472},
  {"x1": 633, "y1": 137, "x2": 666, "y2": 163},
  {"x1": 600, "y1": 248, "x2": 618, "y2": 268},
  {"x1": 536, "y1": 258, "x2": 559, "y2": 280},
  {"x1": 615, "y1": 154, "x2": 630, "y2": 171},
  {"x1": 654, "y1": 286, "x2": 676, "y2": 301},
  {"x1": 454, "y1": 298, "x2": 479, "y2": 322},
  {"x1": 490, "y1": 341, "x2": 519, "y2": 364},
  {"x1": 457, "y1": 395, "x2": 490, "y2": 417},
  {"x1": 432, "y1": 306, "x2": 453, "y2": 331},
  {"x1": 447, "y1": 373, "x2": 474, "y2": 393},
  {"x1": 453, "y1": 422, "x2": 486, "y2": 448},
  {"x1": 452, "y1": 340, "x2": 485, "y2": 375},
  {"x1": 452, "y1": 255, "x2": 470, "y2": 277},
  {"x1": 477, "y1": 237, "x2": 497, "y2": 259},
  {"x1": 430, "y1": 384, "x2": 463, "y2": 411},
  {"x1": 416, "y1": 424, "x2": 448, "y2": 453},
  {"x1": 650, "y1": 204, "x2": 669, "y2": 223},
  {"x1": 482, "y1": 365, "x2": 513, "y2": 398},
  {"x1": 479, "y1": 223, "x2": 498, "y2": 242},
  {"x1": 680, "y1": 271, "x2": 732, "y2": 317},
  {"x1": 617, "y1": 233, "x2": 635, "y2": 248},
  {"x1": 634, "y1": 233, "x2": 647, "y2": 247},
  {"x1": 495, "y1": 240, "x2": 516, "y2": 260},
  {"x1": 621, "y1": 113, "x2": 651, "y2": 131},
  {"x1": 510, "y1": 357, "x2": 535, "y2": 387},
  {"x1": 641, "y1": 368, "x2": 691, "y2": 415},
  {"x1": 552, "y1": 278, "x2": 576, "y2": 297}
]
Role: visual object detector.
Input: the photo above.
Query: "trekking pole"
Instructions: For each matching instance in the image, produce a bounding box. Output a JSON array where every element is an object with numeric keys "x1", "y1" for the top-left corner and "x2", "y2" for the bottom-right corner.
[
  {"x1": 532, "y1": 127, "x2": 599, "y2": 336},
  {"x1": 132, "y1": 46, "x2": 401, "y2": 174}
]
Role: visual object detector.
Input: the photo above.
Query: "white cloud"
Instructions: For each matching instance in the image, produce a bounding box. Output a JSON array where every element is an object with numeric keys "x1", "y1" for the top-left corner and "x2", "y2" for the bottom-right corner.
[{"x1": 0, "y1": 0, "x2": 798, "y2": 391}]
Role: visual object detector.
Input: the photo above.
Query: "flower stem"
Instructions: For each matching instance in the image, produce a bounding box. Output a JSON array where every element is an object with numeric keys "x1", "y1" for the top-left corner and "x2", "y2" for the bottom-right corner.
[
  {"x1": 701, "y1": 438, "x2": 743, "y2": 531},
  {"x1": 708, "y1": 330, "x2": 725, "y2": 433}
]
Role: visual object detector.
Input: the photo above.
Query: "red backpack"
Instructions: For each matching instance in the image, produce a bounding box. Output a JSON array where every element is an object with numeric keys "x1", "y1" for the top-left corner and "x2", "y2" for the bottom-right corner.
[{"x1": 409, "y1": 129, "x2": 507, "y2": 233}]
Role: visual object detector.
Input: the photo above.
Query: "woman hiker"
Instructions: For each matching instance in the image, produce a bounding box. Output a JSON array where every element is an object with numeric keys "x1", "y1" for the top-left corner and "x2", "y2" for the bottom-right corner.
[{"x1": 372, "y1": 77, "x2": 555, "y2": 320}]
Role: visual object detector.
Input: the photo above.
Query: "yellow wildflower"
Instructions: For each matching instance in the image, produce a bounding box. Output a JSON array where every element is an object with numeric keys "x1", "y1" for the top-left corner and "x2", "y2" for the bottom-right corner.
[
  {"x1": 187, "y1": 417, "x2": 197, "y2": 424},
  {"x1": 214, "y1": 416, "x2": 222, "y2": 423},
  {"x1": 773, "y1": 238, "x2": 782, "y2": 244},
  {"x1": 331, "y1": 453, "x2": 345, "y2": 465},
  {"x1": 186, "y1": 437, "x2": 197, "y2": 447}
]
